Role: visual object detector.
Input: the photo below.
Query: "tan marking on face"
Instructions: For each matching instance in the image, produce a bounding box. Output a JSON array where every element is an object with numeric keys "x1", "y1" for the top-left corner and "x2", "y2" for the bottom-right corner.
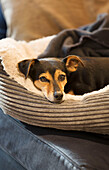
[
  {"x1": 33, "y1": 70, "x2": 67, "y2": 102},
  {"x1": 54, "y1": 70, "x2": 67, "y2": 92},
  {"x1": 34, "y1": 71, "x2": 55, "y2": 102},
  {"x1": 34, "y1": 71, "x2": 52, "y2": 90}
]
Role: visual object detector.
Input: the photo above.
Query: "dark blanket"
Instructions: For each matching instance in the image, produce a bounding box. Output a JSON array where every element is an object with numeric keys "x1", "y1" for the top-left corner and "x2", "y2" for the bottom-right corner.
[{"x1": 38, "y1": 14, "x2": 109, "y2": 59}]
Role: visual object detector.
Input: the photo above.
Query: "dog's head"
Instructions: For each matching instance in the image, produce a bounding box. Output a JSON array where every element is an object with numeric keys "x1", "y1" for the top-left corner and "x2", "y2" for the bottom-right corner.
[{"x1": 18, "y1": 55, "x2": 84, "y2": 103}]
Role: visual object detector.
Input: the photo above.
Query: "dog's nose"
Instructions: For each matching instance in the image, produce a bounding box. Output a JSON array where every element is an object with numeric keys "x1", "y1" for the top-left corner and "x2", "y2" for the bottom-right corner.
[{"x1": 54, "y1": 91, "x2": 63, "y2": 101}]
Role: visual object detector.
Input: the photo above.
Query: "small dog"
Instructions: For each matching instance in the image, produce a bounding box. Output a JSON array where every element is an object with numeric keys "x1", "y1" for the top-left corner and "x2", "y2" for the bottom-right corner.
[{"x1": 18, "y1": 55, "x2": 109, "y2": 103}]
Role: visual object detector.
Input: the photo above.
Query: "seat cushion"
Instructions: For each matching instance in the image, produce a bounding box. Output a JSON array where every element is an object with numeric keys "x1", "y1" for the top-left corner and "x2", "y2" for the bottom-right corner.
[{"x1": 0, "y1": 108, "x2": 109, "y2": 170}]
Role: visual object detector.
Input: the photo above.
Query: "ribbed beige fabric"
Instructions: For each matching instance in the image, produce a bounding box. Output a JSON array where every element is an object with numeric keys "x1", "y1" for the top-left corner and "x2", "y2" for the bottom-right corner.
[
  {"x1": 0, "y1": 62, "x2": 109, "y2": 134},
  {"x1": 0, "y1": 38, "x2": 109, "y2": 135},
  {"x1": 1, "y1": 0, "x2": 109, "y2": 41}
]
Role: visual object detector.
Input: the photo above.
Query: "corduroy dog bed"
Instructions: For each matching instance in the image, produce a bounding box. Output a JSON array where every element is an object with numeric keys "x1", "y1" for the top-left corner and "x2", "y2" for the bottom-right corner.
[{"x1": 0, "y1": 38, "x2": 109, "y2": 135}]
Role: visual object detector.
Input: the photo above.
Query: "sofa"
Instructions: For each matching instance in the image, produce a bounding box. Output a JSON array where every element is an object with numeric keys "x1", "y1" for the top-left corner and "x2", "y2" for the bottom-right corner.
[{"x1": 0, "y1": 1, "x2": 109, "y2": 170}]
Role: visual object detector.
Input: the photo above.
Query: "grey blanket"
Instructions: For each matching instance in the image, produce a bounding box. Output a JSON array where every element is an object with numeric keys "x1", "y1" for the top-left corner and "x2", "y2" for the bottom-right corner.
[{"x1": 38, "y1": 14, "x2": 109, "y2": 59}]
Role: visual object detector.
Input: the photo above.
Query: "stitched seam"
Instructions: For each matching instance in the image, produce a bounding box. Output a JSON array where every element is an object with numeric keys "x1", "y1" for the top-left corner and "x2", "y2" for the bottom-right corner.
[{"x1": 0, "y1": 144, "x2": 27, "y2": 170}]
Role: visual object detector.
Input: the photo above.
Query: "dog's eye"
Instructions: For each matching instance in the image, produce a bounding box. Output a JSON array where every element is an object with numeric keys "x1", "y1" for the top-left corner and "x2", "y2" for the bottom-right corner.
[
  {"x1": 39, "y1": 76, "x2": 50, "y2": 82},
  {"x1": 58, "y1": 74, "x2": 66, "y2": 81}
]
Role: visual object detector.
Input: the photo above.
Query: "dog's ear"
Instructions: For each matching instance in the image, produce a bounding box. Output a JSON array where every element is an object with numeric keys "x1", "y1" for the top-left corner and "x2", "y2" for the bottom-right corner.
[
  {"x1": 63, "y1": 55, "x2": 84, "y2": 72},
  {"x1": 18, "y1": 59, "x2": 39, "y2": 79}
]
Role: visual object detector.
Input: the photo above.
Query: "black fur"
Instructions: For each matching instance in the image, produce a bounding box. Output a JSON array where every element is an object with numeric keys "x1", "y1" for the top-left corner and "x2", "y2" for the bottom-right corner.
[
  {"x1": 18, "y1": 56, "x2": 109, "y2": 96},
  {"x1": 65, "y1": 57, "x2": 109, "y2": 94}
]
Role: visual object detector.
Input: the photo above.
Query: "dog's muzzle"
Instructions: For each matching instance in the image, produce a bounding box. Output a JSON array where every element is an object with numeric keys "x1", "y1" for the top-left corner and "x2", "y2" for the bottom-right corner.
[{"x1": 54, "y1": 91, "x2": 63, "y2": 103}]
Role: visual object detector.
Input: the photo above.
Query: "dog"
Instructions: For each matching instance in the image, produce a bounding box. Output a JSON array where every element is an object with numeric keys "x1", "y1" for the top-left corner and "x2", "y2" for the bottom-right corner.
[{"x1": 18, "y1": 55, "x2": 109, "y2": 103}]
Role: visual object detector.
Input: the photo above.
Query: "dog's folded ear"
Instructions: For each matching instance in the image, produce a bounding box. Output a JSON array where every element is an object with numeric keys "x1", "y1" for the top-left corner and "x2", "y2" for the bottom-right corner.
[
  {"x1": 63, "y1": 55, "x2": 84, "y2": 72},
  {"x1": 18, "y1": 59, "x2": 39, "y2": 79}
]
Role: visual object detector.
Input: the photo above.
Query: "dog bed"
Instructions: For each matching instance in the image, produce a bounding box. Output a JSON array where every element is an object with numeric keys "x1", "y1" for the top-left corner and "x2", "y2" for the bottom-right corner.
[{"x1": 0, "y1": 37, "x2": 109, "y2": 135}]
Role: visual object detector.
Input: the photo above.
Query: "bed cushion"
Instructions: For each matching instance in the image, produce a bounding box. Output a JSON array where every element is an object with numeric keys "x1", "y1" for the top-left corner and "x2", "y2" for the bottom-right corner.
[{"x1": 0, "y1": 37, "x2": 109, "y2": 135}]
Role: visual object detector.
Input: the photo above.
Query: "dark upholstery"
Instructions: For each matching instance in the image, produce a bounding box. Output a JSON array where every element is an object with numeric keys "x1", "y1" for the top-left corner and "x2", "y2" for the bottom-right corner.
[
  {"x1": 0, "y1": 147, "x2": 25, "y2": 170},
  {"x1": 0, "y1": 109, "x2": 109, "y2": 170}
]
